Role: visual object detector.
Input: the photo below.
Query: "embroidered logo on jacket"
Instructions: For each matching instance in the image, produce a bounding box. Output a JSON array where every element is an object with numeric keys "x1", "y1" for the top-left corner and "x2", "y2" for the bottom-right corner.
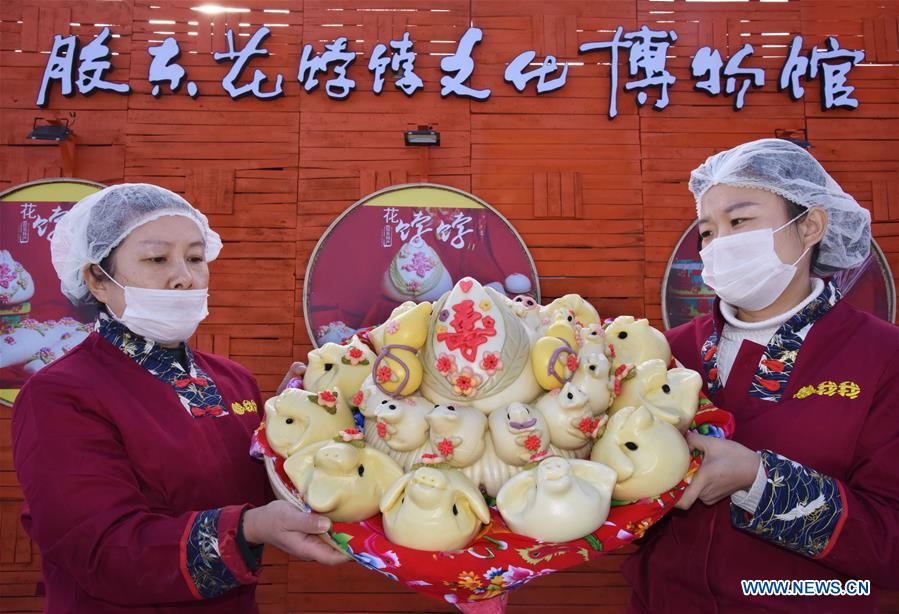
[
  {"x1": 231, "y1": 400, "x2": 258, "y2": 415},
  {"x1": 793, "y1": 380, "x2": 860, "y2": 400}
]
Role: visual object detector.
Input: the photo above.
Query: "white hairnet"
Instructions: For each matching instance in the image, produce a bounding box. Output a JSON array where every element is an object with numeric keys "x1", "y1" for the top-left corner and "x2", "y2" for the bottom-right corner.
[
  {"x1": 51, "y1": 183, "x2": 223, "y2": 304},
  {"x1": 689, "y1": 138, "x2": 871, "y2": 274}
]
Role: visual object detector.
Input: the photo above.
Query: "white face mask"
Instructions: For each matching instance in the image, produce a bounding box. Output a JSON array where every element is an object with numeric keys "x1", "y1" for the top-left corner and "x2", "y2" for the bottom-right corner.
[
  {"x1": 98, "y1": 266, "x2": 208, "y2": 345},
  {"x1": 700, "y1": 211, "x2": 811, "y2": 312}
]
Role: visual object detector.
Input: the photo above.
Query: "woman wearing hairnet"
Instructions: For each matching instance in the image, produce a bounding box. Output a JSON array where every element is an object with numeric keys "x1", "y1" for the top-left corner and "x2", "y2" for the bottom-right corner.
[
  {"x1": 11, "y1": 184, "x2": 346, "y2": 613},
  {"x1": 624, "y1": 138, "x2": 899, "y2": 611}
]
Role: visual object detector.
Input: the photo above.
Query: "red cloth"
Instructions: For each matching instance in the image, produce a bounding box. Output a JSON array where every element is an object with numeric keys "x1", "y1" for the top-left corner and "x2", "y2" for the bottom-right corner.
[
  {"x1": 624, "y1": 300, "x2": 899, "y2": 612},
  {"x1": 259, "y1": 399, "x2": 734, "y2": 607},
  {"x1": 12, "y1": 332, "x2": 270, "y2": 613}
]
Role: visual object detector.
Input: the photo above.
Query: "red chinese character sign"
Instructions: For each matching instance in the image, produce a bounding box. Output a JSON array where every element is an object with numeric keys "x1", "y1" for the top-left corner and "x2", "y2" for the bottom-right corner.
[
  {"x1": 0, "y1": 179, "x2": 104, "y2": 406},
  {"x1": 662, "y1": 221, "x2": 896, "y2": 330},
  {"x1": 304, "y1": 184, "x2": 539, "y2": 347}
]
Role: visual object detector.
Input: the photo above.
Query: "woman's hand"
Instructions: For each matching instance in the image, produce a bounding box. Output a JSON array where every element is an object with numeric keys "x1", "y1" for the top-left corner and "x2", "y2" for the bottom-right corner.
[
  {"x1": 276, "y1": 362, "x2": 306, "y2": 395},
  {"x1": 675, "y1": 432, "x2": 761, "y2": 510},
  {"x1": 242, "y1": 501, "x2": 349, "y2": 565}
]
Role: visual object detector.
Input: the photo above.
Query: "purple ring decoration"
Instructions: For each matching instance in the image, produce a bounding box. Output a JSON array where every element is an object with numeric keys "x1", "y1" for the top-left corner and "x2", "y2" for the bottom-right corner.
[
  {"x1": 547, "y1": 341, "x2": 576, "y2": 385},
  {"x1": 372, "y1": 343, "x2": 419, "y2": 396}
]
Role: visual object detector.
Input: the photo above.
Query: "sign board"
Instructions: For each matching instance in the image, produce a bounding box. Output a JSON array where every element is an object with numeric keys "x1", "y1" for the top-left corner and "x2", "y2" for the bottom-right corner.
[
  {"x1": 304, "y1": 184, "x2": 539, "y2": 347},
  {"x1": 36, "y1": 25, "x2": 864, "y2": 117},
  {"x1": 0, "y1": 179, "x2": 104, "y2": 406}
]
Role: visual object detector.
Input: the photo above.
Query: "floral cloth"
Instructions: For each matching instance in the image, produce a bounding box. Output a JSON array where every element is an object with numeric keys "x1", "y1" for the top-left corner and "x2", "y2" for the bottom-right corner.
[
  {"x1": 700, "y1": 281, "x2": 840, "y2": 402},
  {"x1": 255, "y1": 396, "x2": 735, "y2": 606},
  {"x1": 183, "y1": 508, "x2": 242, "y2": 599},
  {"x1": 731, "y1": 450, "x2": 846, "y2": 559},
  {"x1": 98, "y1": 313, "x2": 227, "y2": 418}
]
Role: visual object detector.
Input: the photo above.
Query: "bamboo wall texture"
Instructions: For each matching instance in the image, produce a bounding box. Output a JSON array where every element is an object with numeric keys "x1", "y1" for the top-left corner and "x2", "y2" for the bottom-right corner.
[{"x1": 1, "y1": 0, "x2": 897, "y2": 611}]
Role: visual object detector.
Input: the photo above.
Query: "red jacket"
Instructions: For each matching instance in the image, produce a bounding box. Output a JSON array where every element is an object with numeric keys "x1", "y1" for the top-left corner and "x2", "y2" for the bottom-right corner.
[
  {"x1": 624, "y1": 299, "x2": 899, "y2": 612},
  {"x1": 12, "y1": 330, "x2": 271, "y2": 613}
]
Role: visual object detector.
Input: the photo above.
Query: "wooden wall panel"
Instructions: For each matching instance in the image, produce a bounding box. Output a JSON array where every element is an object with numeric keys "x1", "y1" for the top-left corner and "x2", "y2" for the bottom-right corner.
[
  {"x1": 472, "y1": 0, "x2": 647, "y2": 319},
  {"x1": 0, "y1": 0, "x2": 131, "y2": 187},
  {"x1": 636, "y1": 0, "x2": 805, "y2": 323},
  {"x1": 294, "y1": 0, "x2": 472, "y2": 362},
  {"x1": 1, "y1": 0, "x2": 897, "y2": 612},
  {"x1": 796, "y1": 1, "x2": 899, "y2": 331}
]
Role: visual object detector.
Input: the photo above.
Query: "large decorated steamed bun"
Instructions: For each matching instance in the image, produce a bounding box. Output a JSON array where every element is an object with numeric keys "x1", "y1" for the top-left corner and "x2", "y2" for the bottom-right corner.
[
  {"x1": 420, "y1": 277, "x2": 541, "y2": 413},
  {"x1": 265, "y1": 276, "x2": 705, "y2": 552}
]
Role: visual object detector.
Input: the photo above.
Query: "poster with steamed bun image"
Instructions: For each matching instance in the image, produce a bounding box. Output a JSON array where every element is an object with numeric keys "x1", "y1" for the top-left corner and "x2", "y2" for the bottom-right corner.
[
  {"x1": 304, "y1": 184, "x2": 540, "y2": 347},
  {"x1": 0, "y1": 180, "x2": 103, "y2": 406}
]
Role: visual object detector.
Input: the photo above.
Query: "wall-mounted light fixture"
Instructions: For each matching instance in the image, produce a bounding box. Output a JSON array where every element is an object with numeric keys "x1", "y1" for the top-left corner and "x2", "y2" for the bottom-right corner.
[
  {"x1": 404, "y1": 128, "x2": 440, "y2": 146},
  {"x1": 27, "y1": 117, "x2": 72, "y2": 141},
  {"x1": 775, "y1": 128, "x2": 811, "y2": 149},
  {"x1": 26, "y1": 114, "x2": 77, "y2": 176}
]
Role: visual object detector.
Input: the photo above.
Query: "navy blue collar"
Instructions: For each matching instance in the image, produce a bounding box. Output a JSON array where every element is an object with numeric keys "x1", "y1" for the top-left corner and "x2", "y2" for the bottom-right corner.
[
  {"x1": 700, "y1": 280, "x2": 841, "y2": 402},
  {"x1": 97, "y1": 314, "x2": 227, "y2": 418}
]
